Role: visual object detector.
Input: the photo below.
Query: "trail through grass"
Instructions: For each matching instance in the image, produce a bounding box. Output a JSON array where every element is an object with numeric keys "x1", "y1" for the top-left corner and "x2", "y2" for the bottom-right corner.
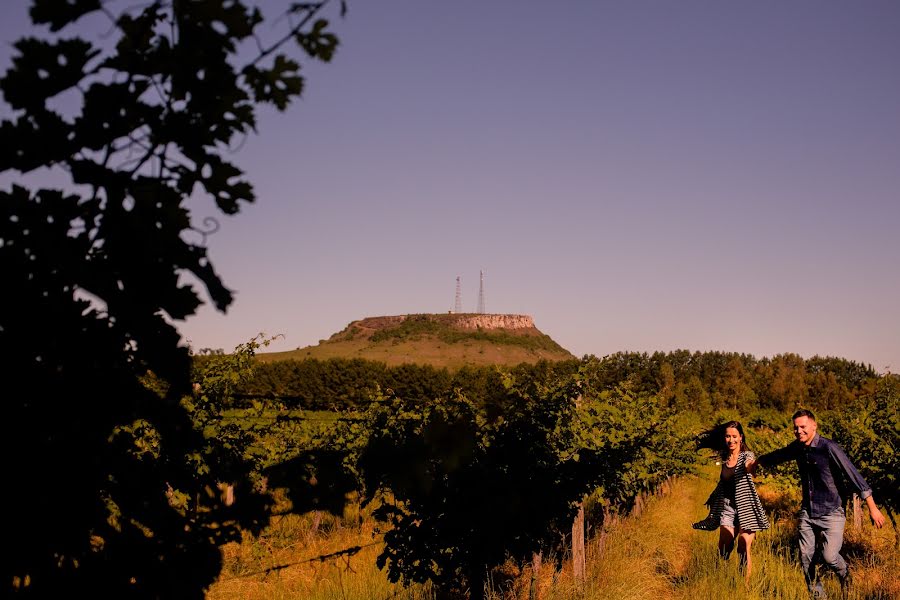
[{"x1": 526, "y1": 468, "x2": 897, "y2": 600}]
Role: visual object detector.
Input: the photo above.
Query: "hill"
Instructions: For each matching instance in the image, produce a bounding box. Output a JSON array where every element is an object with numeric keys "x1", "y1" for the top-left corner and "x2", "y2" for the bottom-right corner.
[{"x1": 258, "y1": 313, "x2": 575, "y2": 368}]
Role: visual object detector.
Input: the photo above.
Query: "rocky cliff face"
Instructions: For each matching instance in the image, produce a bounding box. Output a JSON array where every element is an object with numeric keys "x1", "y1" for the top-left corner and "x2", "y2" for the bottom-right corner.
[{"x1": 450, "y1": 314, "x2": 534, "y2": 330}]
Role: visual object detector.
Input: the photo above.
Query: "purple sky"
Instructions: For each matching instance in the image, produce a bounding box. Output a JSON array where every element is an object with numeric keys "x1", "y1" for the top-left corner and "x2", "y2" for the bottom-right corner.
[{"x1": 3, "y1": 1, "x2": 900, "y2": 371}]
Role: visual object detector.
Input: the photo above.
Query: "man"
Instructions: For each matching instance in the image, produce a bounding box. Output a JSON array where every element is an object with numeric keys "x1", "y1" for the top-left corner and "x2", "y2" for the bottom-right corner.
[{"x1": 748, "y1": 409, "x2": 885, "y2": 599}]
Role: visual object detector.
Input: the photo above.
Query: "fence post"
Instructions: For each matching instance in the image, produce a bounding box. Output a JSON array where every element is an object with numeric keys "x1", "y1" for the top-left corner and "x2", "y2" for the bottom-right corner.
[
  {"x1": 529, "y1": 551, "x2": 542, "y2": 600},
  {"x1": 852, "y1": 494, "x2": 862, "y2": 530},
  {"x1": 217, "y1": 483, "x2": 235, "y2": 506},
  {"x1": 572, "y1": 502, "x2": 585, "y2": 591},
  {"x1": 571, "y1": 393, "x2": 586, "y2": 593}
]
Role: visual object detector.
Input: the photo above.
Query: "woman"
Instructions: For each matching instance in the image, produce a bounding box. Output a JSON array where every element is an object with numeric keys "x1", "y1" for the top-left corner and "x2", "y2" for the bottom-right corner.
[{"x1": 692, "y1": 421, "x2": 769, "y2": 584}]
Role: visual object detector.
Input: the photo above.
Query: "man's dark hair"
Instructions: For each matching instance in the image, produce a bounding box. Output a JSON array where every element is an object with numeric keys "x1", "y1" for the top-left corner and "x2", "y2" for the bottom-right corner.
[{"x1": 792, "y1": 409, "x2": 816, "y2": 421}]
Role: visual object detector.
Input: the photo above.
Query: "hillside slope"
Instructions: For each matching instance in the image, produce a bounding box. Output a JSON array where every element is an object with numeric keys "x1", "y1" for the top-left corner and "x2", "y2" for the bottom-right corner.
[{"x1": 258, "y1": 313, "x2": 575, "y2": 368}]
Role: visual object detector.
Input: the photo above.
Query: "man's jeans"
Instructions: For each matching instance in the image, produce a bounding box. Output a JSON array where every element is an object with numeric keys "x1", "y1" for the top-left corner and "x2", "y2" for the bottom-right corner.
[{"x1": 798, "y1": 508, "x2": 848, "y2": 595}]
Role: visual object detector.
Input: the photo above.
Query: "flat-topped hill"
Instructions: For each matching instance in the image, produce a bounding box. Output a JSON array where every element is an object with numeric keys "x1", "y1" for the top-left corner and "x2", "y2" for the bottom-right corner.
[{"x1": 258, "y1": 313, "x2": 575, "y2": 368}]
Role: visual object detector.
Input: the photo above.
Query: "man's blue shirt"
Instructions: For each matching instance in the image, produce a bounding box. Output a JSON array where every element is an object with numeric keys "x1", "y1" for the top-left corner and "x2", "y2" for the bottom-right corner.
[{"x1": 758, "y1": 433, "x2": 872, "y2": 518}]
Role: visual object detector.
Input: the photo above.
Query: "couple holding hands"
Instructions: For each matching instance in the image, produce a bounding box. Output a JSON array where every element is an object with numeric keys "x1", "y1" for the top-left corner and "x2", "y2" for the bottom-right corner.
[{"x1": 693, "y1": 410, "x2": 885, "y2": 599}]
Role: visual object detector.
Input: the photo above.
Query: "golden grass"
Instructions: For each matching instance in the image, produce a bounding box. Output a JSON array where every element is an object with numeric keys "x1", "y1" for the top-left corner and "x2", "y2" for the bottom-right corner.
[
  {"x1": 207, "y1": 473, "x2": 898, "y2": 600},
  {"x1": 206, "y1": 500, "x2": 433, "y2": 600},
  {"x1": 486, "y1": 468, "x2": 898, "y2": 600}
]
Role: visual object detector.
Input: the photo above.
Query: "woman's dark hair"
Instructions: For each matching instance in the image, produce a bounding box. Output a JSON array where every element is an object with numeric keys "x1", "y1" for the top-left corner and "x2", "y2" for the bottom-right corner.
[{"x1": 696, "y1": 420, "x2": 749, "y2": 458}]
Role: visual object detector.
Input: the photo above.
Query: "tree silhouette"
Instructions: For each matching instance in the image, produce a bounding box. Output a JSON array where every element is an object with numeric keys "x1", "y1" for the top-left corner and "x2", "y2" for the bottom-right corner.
[{"x1": 1, "y1": 1, "x2": 344, "y2": 596}]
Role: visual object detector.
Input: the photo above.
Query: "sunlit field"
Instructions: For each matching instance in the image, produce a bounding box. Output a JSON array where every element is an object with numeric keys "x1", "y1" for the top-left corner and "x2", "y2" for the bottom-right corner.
[{"x1": 207, "y1": 469, "x2": 898, "y2": 600}]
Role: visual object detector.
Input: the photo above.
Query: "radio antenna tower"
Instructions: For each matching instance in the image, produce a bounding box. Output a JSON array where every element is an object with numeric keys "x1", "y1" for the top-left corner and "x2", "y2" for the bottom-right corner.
[
  {"x1": 477, "y1": 269, "x2": 485, "y2": 314},
  {"x1": 454, "y1": 276, "x2": 462, "y2": 313}
]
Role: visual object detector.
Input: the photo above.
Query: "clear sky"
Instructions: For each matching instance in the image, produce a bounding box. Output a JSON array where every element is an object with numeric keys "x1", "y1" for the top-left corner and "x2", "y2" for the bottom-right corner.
[{"x1": 3, "y1": 1, "x2": 899, "y2": 371}]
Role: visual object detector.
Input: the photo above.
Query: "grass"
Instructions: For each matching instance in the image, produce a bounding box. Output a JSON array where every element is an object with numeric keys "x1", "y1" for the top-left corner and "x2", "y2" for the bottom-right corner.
[
  {"x1": 206, "y1": 470, "x2": 898, "y2": 599},
  {"x1": 481, "y1": 468, "x2": 897, "y2": 600},
  {"x1": 207, "y1": 498, "x2": 434, "y2": 600},
  {"x1": 258, "y1": 336, "x2": 573, "y2": 369}
]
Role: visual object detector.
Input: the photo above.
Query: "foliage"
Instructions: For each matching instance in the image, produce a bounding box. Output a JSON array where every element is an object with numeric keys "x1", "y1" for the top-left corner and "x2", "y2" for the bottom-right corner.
[
  {"x1": 1, "y1": 1, "x2": 344, "y2": 596},
  {"x1": 241, "y1": 348, "x2": 880, "y2": 418},
  {"x1": 578, "y1": 350, "x2": 876, "y2": 414},
  {"x1": 189, "y1": 335, "x2": 359, "y2": 516},
  {"x1": 353, "y1": 358, "x2": 692, "y2": 599},
  {"x1": 235, "y1": 356, "x2": 579, "y2": 410},
  {"x1": 738, "y1": 422, "x2": 799, "y2": 510},
  {"x1": 188, "y1": 335, "x2": 281, "y2": 482},
  {"x1": 577, "y1": 359, "x2": 697, "y2": 505},
  {"x1": 824, "y1": 375, "x2": 899, "y2": 518}
]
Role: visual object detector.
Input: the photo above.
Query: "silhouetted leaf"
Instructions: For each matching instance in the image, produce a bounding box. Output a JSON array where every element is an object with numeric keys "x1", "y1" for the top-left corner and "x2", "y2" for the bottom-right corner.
[
  {"x1": 242, "y1": 55, "x2": 304, "y2": 110},
  {"x1": 30, "y1": 0, "x2": 101, "y2": 32},
  {"x1": 296, "y1": 20, "x2": 339, "y2": 62},
  {"x1": 0, "y1": 38, "x2": 99, "y2": 109}
]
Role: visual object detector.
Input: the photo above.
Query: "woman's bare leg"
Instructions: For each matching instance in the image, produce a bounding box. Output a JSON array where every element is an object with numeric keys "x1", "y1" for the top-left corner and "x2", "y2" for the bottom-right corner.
[
  {"x1": 718, "y1": 525, "x2": 736, "y2": 559},
  {"x1": 736, "y1": 530, "x2": 755, "y2": 585}
]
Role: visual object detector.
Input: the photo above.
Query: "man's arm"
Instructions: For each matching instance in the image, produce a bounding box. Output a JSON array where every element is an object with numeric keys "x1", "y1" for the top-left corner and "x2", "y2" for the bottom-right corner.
[
  {"x1": 828, "y1": 441, "x2": 886, "y2": 528},
  {"x1": 746, "y1": 443, "x2": 794, "y2": 474}
]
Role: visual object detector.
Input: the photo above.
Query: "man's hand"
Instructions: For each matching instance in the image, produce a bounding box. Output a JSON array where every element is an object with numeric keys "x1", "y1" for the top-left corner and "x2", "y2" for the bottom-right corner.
[
  {"x1": 870, "y1": 505, "x2": 886, "y2": 528},
  {"x1": 865, "y1": 496, "x2": 886, "y2": 528}
]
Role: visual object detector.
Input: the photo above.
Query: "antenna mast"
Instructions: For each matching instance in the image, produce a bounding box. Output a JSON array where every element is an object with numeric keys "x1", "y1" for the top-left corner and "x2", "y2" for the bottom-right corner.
[
  {"x1": 454, "y1": 276, "x2": 462, "y2": 313},
  {"x1": 477, "y1": 269, "x2": 485, "y2": 314}
]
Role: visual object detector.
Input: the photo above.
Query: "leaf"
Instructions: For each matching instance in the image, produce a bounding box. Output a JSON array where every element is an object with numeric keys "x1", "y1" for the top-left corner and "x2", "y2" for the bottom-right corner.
[
  {"x1": 295, "y1": 19, "x2": 339, "y2": 63},
  {"x1": 29, "y1": 0, "x2": 101, "y2": 32},
  {"x1": 242, "y1": 55, "x2": 304, "y2": 110},
  {"x1": 198, "y1": 155, "x2": 256, "y2": 214},
  {"x1": 0, "y1": 38, "x2": 99, "y2": 109},
  {"x1": 0, "y1": 109, "x2": 74, "y2": 172}
]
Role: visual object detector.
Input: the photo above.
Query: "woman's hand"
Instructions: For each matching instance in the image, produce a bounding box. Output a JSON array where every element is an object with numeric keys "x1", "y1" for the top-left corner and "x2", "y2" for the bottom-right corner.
[{"x1": 744, "y1": 456, "x2": 758, "y2": 474}]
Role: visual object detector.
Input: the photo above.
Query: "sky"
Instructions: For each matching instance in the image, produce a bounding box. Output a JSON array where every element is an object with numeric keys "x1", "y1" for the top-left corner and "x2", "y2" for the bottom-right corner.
[{"x1": 2, "y1": 1, "x2": 899, "y2": 371}]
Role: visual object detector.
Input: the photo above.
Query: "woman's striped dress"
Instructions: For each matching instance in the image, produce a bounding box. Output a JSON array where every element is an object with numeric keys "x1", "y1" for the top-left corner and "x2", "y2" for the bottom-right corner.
[{"x1": 692, "y1": 450, "x2": 770, "y2": 532}]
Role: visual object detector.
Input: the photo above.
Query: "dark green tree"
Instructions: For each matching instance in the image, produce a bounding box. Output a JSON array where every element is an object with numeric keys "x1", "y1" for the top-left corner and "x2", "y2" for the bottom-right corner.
[
  {"x1": 357, "y1": 361, "x2": 683, "y2": 600},
  {"x1": 825, "y1": 375, "x2": 900, "y2": 544},
  {"x1": 1, "y1": 1, "x2": 344, "y2": 596}
]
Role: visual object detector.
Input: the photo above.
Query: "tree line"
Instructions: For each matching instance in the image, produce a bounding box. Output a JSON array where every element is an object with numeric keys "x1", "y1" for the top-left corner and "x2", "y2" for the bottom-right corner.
[{"x1": 228, "y1": 350, "x2": 877, "y2": 414}]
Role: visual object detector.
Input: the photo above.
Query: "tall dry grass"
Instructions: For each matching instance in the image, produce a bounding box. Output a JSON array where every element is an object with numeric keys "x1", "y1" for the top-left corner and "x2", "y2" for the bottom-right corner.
[
  {"x1": 207, "y1": 472, "x2": 897, "y2": 600},
  {"x1": 486, "y1": 467, "x2": 897, "y2": 600},
  {"x1": 206, "y1": 497, "x2": 433, "y2": 600}
]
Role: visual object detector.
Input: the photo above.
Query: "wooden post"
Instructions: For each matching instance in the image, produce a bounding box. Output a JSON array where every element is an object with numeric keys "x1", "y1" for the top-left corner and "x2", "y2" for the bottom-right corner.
[
  {"x1": 217, "y1": 482, "x2": 235, "y2": 506},
  {"x1": 571, "y1": 394, "x2": 586, "y2": 593},
  {"x1": 572, "y1": 503, "x2": 585, "y2": 590},
  {"x1": 529, "y1": 551, "x2": 542, "y2": 600},
  {"x1": 852, "y1": 494, "x2": 862, "y2": 530},
  {"x1": 309, "y1": 510, "x2": 322, "y2": 535},
  {"x1": 631, "y1": 493, "x2": 644, "y2": 519}
]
